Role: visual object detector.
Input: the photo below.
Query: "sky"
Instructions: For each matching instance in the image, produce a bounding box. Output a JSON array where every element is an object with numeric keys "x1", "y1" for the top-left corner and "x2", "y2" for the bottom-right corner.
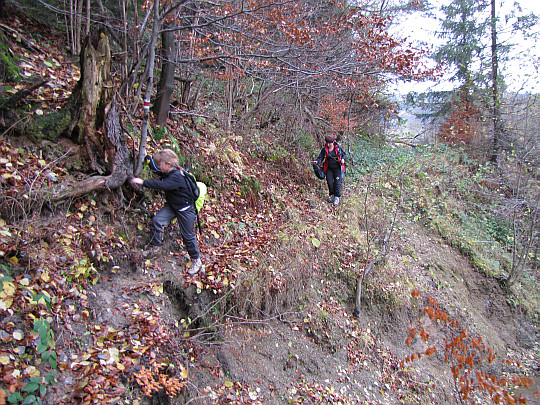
[{"x1": 390, "y1": 0, "x2": 540, "y2": 95}]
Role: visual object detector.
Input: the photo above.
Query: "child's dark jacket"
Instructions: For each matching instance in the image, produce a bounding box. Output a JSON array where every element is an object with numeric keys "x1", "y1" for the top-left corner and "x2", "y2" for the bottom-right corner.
[{"x1": 142, "y1": 167, "x2": 192, "y2": 210}]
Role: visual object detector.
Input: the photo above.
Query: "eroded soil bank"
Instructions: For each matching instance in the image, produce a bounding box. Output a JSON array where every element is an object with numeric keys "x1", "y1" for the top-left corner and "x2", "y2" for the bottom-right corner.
[{"x1": 81, "y1": 211, "x2": 538, "y2": 404}]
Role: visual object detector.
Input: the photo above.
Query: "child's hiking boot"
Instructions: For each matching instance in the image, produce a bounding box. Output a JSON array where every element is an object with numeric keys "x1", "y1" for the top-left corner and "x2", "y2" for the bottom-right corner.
[
  {"x1": 327, "y1": 195, "x2": 335, "y2": 203},
  {"x1": 188, "y1": 258, "x2": 202, "y2": 275},
  {"x1": 333, "y1": 197, "x2": 340, "y2": 206}
]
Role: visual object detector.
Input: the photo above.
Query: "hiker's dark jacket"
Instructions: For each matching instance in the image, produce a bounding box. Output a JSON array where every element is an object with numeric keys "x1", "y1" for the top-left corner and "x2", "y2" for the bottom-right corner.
[
  {"x1": 142, "y1": 167, "x2": 192, "y2": 210},
  {"x1": 316, "y1": 141, "x2": 346, "y2": 173}
]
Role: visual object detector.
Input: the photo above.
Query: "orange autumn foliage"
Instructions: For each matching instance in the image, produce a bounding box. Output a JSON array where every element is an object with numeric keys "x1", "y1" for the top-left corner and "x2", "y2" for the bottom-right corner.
[
  {"x1": 403, "y1": 291, "x2": 533, "y2": 404},
  {"x1": 439, "y1": 96, "x2": 482, "y2": 146}
]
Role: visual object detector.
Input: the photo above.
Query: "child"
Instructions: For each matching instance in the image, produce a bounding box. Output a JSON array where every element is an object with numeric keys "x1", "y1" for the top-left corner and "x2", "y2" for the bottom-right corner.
[
  {"x1": 130, "y1": 149, "x2": 202, "y2": 275},
  {"x1": 316, "y1": 135, "x2": 346, "y2": 206}
]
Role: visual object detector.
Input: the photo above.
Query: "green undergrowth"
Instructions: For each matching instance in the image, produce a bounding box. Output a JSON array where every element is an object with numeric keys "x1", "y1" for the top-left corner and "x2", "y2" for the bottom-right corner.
[
  {"x1": 345, "y1": 140, "x2": 538, "y2": 318},
  {"x1": 400, "y1": 146, "x2": 510, "y2": 277},
  {"x1": 0, "y1": 42, "x2": 21, "y2": 82}
]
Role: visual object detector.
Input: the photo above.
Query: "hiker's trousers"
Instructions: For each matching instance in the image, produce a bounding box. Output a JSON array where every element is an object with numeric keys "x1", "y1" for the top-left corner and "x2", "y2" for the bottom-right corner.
[
  {"x1": 150, "y1": 203, "x2": 200, "y2": 259},
  {"x1": 326, "y1": 167, "x2": 343, "y2": 198}
]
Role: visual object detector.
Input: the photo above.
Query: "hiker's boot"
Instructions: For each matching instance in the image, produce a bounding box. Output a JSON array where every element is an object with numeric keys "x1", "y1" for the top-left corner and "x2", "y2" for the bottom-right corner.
[
  {"x1": 188, "y1": 258, "x2": 202, "y2": 275},
  {"x1": 327, "y1": 195, "x2": 335, "y2": 203},
  {"x1": 333, "y1": 197, "x2": 340, "y2": 206}
]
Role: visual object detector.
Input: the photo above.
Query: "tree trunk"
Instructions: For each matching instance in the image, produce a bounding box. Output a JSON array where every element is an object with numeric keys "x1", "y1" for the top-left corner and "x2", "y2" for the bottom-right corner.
[
  {"x1": 50, "y1": 31, "x2": 131, "y2": 200},
  {"x1": 153, "y1": 27, "x2": 177, "y2": 126},
  {"x1": 51, "y1": 100, "x2": 131, "y2": 201},
  {"x1": 0, "y1": 31, "x2": 132, "y2": 209},
  {"x1": 68, "y1": 31, "x2": 114, "y2": 174},
  {"x1": 50, "y1": 31, "x2": 132, "y2": 200},
  {"x1": 121, "y1": 0, "x2": 128, "y2": 98},
  {"x1": 180, "y1": 79, "x2": 192, "y2": 107},
  {"x1": 489, "y1": 0, "x2": 502, "y2": 164},
  {"x1": 226, "y1": 72, "x2": 235, "y2": 130},
  {"x1": 135, "y1": 0, "x2": 160, "y2": 176},
  {"x1": 5, "y1": 31, "x2": 118, "y2": 156}
]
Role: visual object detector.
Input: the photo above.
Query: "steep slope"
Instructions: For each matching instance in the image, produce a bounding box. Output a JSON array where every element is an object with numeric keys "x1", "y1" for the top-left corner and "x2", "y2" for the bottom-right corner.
[
  {"x1": 1, "y1": 128, "x2": 538, "y2": 404},
  {"x1": 0, "y1": 10, "x2": 538, "y2": 405}
]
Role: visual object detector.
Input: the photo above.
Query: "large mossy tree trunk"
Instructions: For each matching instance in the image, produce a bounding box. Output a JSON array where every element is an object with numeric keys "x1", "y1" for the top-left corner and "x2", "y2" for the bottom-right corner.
[
  {"x1": 50, "y1": 31, "x2": 132, "y2": 201},
  {"x1": 68, "y1": 31, "x2": 114, "y2": 174},
  {"x1": 0, "y1": 31, "x2": 132, "y2": 217}
]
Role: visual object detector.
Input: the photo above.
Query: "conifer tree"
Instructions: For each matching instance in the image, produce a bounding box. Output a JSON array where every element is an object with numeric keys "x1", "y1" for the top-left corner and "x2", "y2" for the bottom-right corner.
[
  {"x1": 428, "y1": 0, "x2": 537, "y2": 155},
  {"x1": 433, "y1": 0, "x2": 488, "y2": 93},
  {"x1": 431, "y1": 0, "x2": 489, "y2": 146}
]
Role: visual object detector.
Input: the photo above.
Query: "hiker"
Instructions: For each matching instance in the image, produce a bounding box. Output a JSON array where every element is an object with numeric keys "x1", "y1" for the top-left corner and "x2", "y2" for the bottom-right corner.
[
  {"x1": 130, "y1": 149, "x2": 202, "y2": 275},
  {"x1": 315, "y1": 134, "x2": 346, "y2": 206}
]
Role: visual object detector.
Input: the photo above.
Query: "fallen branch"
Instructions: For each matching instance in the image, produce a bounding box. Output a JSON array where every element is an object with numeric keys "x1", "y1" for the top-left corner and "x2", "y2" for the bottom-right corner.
[
  {"x1": 390, "y1": 139, "x2": 419, "y2": 148},
  {"x1": 0, "y1": 22, "x2": 43, "y2": 53},
  {"x1": 0, "y1": 79, "x2": 48, "y2": 110},
  {"x1": 50, "y1": 175, "x2": 109, "y2": 201}
]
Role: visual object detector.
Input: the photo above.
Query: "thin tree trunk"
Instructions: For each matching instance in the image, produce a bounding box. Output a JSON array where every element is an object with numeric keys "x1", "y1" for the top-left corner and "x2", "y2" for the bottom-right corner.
[
  {"x1": 127, "y1": 6, "x2": 153, "y2": 113},
  {"x1": 133, "y1": 0, "x2": 139, "y2": 57},
  {"x1": 490, "y1": 0, "x2": 501, "y2": 164},
  {"x1": 355, "y1": 173, "x2": 403, "y2": 316},
  {"x1": 226, "y1": 71, "x2": 235, "y2": 130},
  {"x1": 121, "y1": 0, "x2": 128, "y2": 99},
  {"x1": 135, "y1": 0, "x2": 160, "y2": 176},
  {"x1": 184, "y1": 9, "x2": 199, "y2": 109},
  {"x1": 130, "y1": 0, "x2": 140, "y2": 104},
  {"x1": 153, "y1": 26, "x2": 176, "y2": 126},
  {"x1": 75, "y1": 0, "x2": 83, "y2": 54},
  {"x1": 69, "y1": 0, "x2": 75, "y2": 54},
  {"x1": 85, "y1": 0, "x2": 90, "y2": 37}
]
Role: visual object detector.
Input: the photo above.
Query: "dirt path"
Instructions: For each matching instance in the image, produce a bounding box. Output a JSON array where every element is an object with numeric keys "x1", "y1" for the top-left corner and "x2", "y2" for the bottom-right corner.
[{"x1": 79, "y1": 216, "x2": 538, "y2": 404}]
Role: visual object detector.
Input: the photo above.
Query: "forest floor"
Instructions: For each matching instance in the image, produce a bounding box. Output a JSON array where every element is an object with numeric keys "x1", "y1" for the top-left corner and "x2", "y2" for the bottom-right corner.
[
  {"x1": 0, "y1": 7, "x2": 539, "y2": 405},
  {"x1": 81, "y1": 198, "x2": 539, "y2": 405}
]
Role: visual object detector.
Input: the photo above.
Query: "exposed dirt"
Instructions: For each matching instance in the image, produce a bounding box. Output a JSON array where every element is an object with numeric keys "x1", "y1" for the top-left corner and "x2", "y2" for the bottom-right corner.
[
  {"x1": 81, "y1": 204, "x2": 539, "y2": 405},
  {"x1": 1, "y1": 9, "x2": 538, "y2": 403},
  {"x1": 1, "y1": 128, "x2": 537, "y2": 404}
]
